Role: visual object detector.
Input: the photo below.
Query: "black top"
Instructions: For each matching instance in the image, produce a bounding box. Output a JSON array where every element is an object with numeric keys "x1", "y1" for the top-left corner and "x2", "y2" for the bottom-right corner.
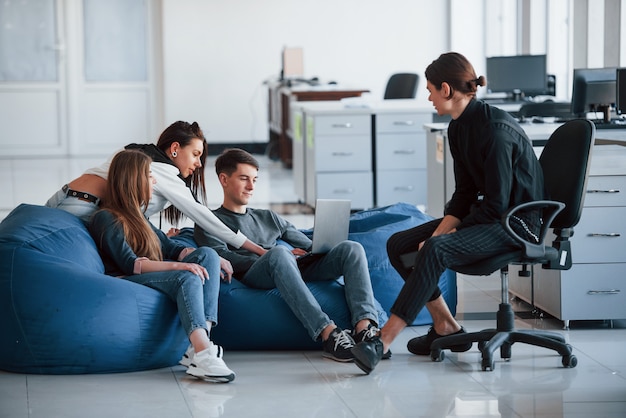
[
  {"x1": 89, "y1": 209, "x2": 185, "y2": 277},
  {"x1": 445, "y1": 99, "x2": 545, "y2": 236}
]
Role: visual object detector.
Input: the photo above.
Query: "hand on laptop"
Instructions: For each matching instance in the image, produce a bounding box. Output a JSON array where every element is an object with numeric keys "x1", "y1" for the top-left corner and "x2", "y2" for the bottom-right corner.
[{"x1": 292, "y1": 248, "x2": 308, "y2": 258}]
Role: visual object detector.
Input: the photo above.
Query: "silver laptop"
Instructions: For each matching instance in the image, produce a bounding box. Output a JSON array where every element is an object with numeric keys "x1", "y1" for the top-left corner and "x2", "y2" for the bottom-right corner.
[
  {"x1": 297, "y1": 199, "x2": 351, "y2": 268},
  {"x1": 310, "y1": 199, "x2": 351, "y2": 254}
]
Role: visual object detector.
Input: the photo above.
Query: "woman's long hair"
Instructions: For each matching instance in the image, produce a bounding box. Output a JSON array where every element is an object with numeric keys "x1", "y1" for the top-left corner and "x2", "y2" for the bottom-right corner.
[
  {"x1": 102, "y1": 150, "x2": 163, "y2": 261},
  {"x1": 156, "y1": 121, "x2": 209, "y2": 225}
]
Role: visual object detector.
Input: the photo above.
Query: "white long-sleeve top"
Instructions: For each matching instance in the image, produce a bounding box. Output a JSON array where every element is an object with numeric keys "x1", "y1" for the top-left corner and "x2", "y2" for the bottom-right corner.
[{"x1": 83, "y1": 153, "x2": 247, "y2": 249}]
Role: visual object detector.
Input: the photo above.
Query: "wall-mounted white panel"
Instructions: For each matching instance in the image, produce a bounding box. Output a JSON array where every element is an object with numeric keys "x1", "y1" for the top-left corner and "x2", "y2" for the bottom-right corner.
[
  {"x1": 0, "y1": 90, "x2": 63, "y2": 154},
  {"x1": 74, "y1": 89, "x2": 150, "y2": 155}
]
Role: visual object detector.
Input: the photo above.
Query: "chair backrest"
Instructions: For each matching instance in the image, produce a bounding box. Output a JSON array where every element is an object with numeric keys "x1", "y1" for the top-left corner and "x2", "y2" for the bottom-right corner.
[
  {"x1": 539, "y1": 119, "x2": 595, "y2": 229},
  {"x1": 384, "y1": 73, "x2": 419, "y2": 99}
]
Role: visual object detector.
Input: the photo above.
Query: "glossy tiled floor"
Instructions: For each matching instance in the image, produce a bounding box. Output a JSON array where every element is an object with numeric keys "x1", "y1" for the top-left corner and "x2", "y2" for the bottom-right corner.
[{"x1": 1, "y1": 154, "x2": 625, "y2": 418}]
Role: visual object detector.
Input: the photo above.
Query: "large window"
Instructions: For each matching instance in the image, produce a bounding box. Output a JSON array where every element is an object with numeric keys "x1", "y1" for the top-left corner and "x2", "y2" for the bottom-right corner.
[
  {"x1": 448, "y1": 0, "x2": 626, "y2": 101},
  {"x1": 0, "y1": 1, "x2": 58, "y2": 82},
  {"x1": 83, "y1": 0, "x2": 147, "y2": 82}
]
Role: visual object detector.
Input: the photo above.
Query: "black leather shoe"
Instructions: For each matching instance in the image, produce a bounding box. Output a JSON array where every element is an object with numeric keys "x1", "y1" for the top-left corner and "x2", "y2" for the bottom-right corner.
[
  {"x1": 407, "y1": 327, "x2": 472, "y2": 356},
  {"x1": 352, "y1": 324, "x2": 392, "y2": 360},
  {"x1": 351, "y1": 338, "x2": 383, "y2": 374}
]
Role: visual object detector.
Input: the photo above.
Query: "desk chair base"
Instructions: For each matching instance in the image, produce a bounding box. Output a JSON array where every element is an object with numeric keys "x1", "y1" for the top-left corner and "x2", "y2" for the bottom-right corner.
[{"x1": 429, "y1": 302, "x2": 578, "y2": 371}]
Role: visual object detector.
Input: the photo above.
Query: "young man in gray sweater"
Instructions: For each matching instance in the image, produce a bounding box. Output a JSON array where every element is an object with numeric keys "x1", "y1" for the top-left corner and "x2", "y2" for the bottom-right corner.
[{"x1": 194, "y1": 148, "x2": 389, "y2": 362}]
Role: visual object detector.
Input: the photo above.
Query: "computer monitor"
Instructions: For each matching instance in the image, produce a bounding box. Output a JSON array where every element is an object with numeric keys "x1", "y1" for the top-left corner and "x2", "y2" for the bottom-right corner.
[
  {"x1": 486, "y1": 54, "x2": 548, "y2": 98},
  {"x1": 570, "y1": 68, "x2": 616, "y2": 122},
  {"x1": 617, "y1": 68, "x2": 626, "y2": 115}
]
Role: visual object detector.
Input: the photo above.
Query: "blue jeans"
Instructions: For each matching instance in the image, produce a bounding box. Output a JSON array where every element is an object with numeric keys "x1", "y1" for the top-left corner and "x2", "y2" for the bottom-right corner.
[
  {"x1": 122, "y1": 247, "x2": 221, "y2": 337},
  {"x1": 241, "y1": 241, "x2": 378, "y2": 340}
]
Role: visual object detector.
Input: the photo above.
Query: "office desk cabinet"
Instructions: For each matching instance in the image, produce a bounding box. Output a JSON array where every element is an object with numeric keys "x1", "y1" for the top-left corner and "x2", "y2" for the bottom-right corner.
[
  {"x1": 296, "y1": 100, "x2": 434, "y2": 210},
  {"x1": 424, "y1": 123, "x2": 454, "y2": 217},
  {"x1": 373, "y1": 104, "x2": 430, "y2": 208},
  {"x1": 532, "y1": 145, "x2": 626, "y2": 326},
  {"x1": 302, "y1": 104, "x2": 373, "y2": 209}
]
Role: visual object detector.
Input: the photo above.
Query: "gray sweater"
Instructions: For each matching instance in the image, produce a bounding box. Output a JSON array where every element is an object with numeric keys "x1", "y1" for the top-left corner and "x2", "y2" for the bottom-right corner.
[{"x1": 194, "y1": 206, "x2": 312, "y2": 276}]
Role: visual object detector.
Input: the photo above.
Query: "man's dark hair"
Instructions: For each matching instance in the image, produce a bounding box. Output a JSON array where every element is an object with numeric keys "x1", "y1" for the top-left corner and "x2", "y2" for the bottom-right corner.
[{"x1": 215, "y1": 148, "x2": 260, "y2": 176}]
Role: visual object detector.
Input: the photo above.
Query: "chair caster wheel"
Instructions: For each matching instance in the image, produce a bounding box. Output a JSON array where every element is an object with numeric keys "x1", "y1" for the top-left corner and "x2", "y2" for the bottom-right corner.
[
  {"x1": 562, "y1": 354, "x2": 577, "y2": 368},
  {"x1": 481, "y1": 357, "x2": 495, "y2": 371},
  {"x1": 478, "y1": 341, "x2": 486, "y2": 351},
  {"x1": 431, "y1": 349, "x2": 445, "y2": 362}
]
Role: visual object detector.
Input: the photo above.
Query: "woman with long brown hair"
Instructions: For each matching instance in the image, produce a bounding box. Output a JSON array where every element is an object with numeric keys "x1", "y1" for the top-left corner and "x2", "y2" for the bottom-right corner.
[{"x1": 89, "y1": 149, "x2": 235, "y2": 383}]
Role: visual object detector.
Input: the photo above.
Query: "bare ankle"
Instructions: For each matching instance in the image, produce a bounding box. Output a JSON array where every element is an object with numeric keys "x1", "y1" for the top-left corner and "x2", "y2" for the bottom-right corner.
[
  {"x1": 320, "y1": 324, "x2": 337, "y2": 341},
  {"x1": 434, "y1": 322, "x2": 462, "y2": 336}
]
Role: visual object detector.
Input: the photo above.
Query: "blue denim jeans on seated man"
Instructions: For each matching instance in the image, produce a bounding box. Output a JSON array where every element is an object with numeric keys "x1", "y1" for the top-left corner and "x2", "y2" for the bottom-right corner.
[
  {"x1": 122, "y1": 247, "x2": 221, "y2": 337},
  {"x1": 241, "y1": 241, "x2": 378, "y2": 341}
]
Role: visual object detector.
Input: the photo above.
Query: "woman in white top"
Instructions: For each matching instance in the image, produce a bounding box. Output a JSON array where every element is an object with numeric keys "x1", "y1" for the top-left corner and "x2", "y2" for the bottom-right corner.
[{"x1": 46, "y1": 121, "x2": 266, "y2": 256}]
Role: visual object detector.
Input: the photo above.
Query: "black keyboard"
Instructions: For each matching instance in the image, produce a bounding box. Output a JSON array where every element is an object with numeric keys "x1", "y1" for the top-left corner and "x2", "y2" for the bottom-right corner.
[
  {"x1": 593, "y1": 121, "x2": 626, "y2": 129},
  {"x1": 483, "y1": 99, "x2": 527, "y2": 105}
]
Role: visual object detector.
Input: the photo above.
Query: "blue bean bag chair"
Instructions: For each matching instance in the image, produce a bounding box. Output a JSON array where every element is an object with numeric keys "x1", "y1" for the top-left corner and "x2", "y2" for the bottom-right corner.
[
  {"x1": 345, "y1": 203, "x2": 457, "y2": 325},
  {"x1": 0, "y1": 204, "x2": 390, "y2": 373},
  {"x1": 0, "y1": 204, "x2": 189, "y2": 374},
  {"x1": 0, "y1": 203, "x2": 455, "y2": 373}
]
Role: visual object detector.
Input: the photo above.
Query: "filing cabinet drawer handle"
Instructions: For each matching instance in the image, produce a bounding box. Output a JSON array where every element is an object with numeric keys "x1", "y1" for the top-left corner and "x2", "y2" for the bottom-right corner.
[
  {"x1": 587, "y1": 233, "x2": 621, "y2": 237},
  {"x1": 393, "y1": 149, "x2": 416, "y2": 155},
  {"x1": 331, "y1": 123, "x2": 352, "y2": 128},
  {"x1": 393, "y1": 121, "x2": 415, "y2": 126},
  {"x1": 333, "y1": 188, "x2": 354, "y2": 194},
  {"x1": 586, "y1": 189, "x2": 620, "y2": 194},
  {"x1": 587, "y1": 289, "x2": 621, "y2": 295},
  {"x1": 394, "y1": 186, "x2": 414, "y2": 191},
  {"x1": 331, "y1": 152, "x2": 354, "y2": 157}
]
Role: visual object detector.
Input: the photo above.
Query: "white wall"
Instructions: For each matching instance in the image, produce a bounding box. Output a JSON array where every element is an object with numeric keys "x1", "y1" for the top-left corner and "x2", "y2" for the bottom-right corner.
[{"x1": 162, "y1": 0, "x2": 448, "y2": 144}]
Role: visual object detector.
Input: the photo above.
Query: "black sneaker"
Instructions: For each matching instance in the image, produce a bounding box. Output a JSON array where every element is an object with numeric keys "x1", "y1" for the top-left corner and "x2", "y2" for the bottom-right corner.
[
  {"x1": 352, "y1": 324, "x2": 392, "y2": 360},
  {"x1": 322, "y1": 328, "x2": 355, "y2": 362},
  {"x1": 407, "y1": 326, "x2": 472, "y2": 356},
  {"x1": 351, "y1": 338, "x2": 383, "y2": 375}
]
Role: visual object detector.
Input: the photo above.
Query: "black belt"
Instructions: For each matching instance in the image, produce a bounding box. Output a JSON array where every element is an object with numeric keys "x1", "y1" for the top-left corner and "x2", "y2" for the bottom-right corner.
[{"x1": 62, "y1": 184, "x2": 100, "y2": 205}]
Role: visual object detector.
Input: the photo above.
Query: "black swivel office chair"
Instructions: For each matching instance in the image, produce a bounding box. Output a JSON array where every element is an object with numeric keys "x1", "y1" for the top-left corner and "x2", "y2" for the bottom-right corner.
[
  {"x1": 384, "y1": 73, "x2": 419, "y2": 99},
  {"x1": 430, "y1": 119, "x2": 595, "y2": 371}
]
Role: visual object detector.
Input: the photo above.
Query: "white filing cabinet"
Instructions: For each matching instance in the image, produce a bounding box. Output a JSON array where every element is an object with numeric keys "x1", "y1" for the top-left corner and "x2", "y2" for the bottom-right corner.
[
  {"x1": 424, "y1": 123, "x2": 455, "y2": 217},
  {"x1": 303, "y1": 105, "x2": 373, "y2": 209},
  {"x1": 374, "y1": 108, "x2": 431, "y2": 207},
  {"x1": 532, "y1": 145, "x2": 626, "y2": 325}
]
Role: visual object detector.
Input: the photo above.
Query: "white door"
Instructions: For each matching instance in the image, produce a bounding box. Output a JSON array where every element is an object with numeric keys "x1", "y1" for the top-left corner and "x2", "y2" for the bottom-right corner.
[
  {"x1": 0, "y1": 0, "x2": 67, "y2": 156},
  {"x1": 0, "y1": 0, "x2": 159, "y2": 157}
]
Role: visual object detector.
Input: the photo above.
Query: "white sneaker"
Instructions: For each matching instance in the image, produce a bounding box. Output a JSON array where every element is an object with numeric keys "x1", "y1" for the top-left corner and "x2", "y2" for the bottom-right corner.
[
  {"x1": 186, "y1": 342, "x2": 235, "y2": 383},
  {"x1": 179, "y1": 344, "x2": 194, "y2": 367}
]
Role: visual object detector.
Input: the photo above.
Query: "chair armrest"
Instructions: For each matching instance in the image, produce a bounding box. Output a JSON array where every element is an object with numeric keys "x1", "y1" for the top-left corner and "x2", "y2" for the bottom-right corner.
[{"x1": 501, "y1": 200, "x2": 565, "y2": 259}]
